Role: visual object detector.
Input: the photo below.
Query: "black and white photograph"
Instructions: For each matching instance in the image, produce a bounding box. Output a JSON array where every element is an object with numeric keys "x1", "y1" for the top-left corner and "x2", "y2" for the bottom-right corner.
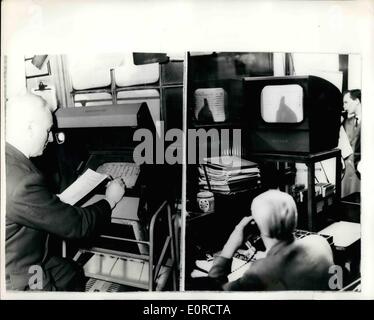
[
  {"x1": 1, "y1": 0, "x2": 374, "y2": 303},
  {"x1": 185, "y1": 51, "x2": 361, "y2": 292},
  {"x1": 3, "y1": 52, "x2": 184, "y2": 292}
]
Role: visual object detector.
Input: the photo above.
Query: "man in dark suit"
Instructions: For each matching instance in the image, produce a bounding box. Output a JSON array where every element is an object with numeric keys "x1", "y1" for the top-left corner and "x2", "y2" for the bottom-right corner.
[
  {"x1": 5, "y1": 94, "x2": 125, "y2": 291},
  {"x1": 208, "y1": 190, "x2": 334, "y2": 290},
  {"x1": 342, "y1": 89, "x2": 361, "y2": 195}
]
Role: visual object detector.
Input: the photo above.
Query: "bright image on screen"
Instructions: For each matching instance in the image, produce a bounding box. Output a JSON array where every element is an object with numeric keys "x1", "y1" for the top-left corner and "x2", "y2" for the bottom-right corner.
[{"x1": 261, "y1": 84, "x2": 303, "y2": 123}]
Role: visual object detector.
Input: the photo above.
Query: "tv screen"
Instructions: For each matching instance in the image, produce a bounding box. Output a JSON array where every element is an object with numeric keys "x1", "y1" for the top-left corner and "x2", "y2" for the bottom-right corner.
[
  {"x1": 261, "y1": 84, "x2": 303, "y2": 123},
  {"x1": 244, "y1": 75, "x2": 342, "y2": 153}
]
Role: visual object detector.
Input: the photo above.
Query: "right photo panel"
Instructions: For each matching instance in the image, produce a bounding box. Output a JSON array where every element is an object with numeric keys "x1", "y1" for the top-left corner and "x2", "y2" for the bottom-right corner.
[{"x1": 184, "y1": 52, "x2": 361, "y2": 292}]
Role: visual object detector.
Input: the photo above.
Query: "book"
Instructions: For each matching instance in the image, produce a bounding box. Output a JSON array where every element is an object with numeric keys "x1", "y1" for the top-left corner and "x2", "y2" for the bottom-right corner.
[
  {"x1": 198, "y1": 166, "x2": 260, "y2": 177},
  {"x1": 198, "y1": 167, "x2": 260, "y2": 181},
  {"x1": 199, "y1": 156, "x2": 261, "y2": 195},
  {"x1": 57, "y1": 168, "x2": 109, "y2": 205},
  {"x1": 200, "y1": 174, "x2": 261, "y2": 187},
  {"x1": 204, "y1": 155, "x2": 258, "y2": 171}
]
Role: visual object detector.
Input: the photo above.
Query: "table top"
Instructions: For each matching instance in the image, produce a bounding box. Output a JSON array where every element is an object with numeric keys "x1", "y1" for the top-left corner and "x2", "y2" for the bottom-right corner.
[{"x1": 318, "y1": 221, "x2": 360, "y2": 248}]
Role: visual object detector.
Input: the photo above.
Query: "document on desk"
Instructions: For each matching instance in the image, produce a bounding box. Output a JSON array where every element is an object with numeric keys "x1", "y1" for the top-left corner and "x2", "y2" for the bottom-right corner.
[
  {"x1": 318, "y1": 221, "x2": 360, "y2": 248},
  {"x1": 57, "y1": 169, "x2": 108, "y2": 205},
  {"x1": 191, "y1": 269, "x2": 209, "y2": 278},
  {"x1": 193, "y1": 257, "x2": 250, "y2": 281},
  {"x1": 82, "y1": 194, "x2": 140, "y2": 223},
  {"x1": 195, "y1": 259, "x2": 214, "y2": 273},
  {"x1": 111, "y1": 196, "x2": 140, "y2": 221}
]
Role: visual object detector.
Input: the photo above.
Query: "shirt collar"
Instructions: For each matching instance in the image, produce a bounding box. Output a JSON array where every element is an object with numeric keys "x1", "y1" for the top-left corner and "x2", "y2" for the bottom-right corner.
[
  {"x1": 266, "y1": 236, "x2": 295, "y2": 256},
  {"x1": 6, "y1": 142, "x2": 31, "y2": 164}
]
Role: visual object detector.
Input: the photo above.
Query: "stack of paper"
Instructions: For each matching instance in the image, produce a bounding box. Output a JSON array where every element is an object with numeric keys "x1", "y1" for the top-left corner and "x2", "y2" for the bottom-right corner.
[{"x1": 199, "y1": 156, "x2": 261, "y2": 195}]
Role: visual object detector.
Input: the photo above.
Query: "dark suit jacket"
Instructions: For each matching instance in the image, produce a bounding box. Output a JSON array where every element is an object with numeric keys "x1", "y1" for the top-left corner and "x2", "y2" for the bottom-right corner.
[
  {"x1": 6, "y1": 143, "x2": 111, "y2": 290},
  {"x1": 209, "y1": 234, "x2": 334, "y2": 291}
]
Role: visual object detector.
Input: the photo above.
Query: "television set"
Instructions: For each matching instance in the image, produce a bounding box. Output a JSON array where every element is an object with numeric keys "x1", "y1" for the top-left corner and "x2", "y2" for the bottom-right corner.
[{"x1": 243, "y1": 75, "x2": 342, "y2": 153}]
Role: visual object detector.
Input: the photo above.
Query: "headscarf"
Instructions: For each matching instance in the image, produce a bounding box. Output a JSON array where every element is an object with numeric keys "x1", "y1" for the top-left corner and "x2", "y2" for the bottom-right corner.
[{"x1": 251, "y1": 189, "x2": 297, "y2": 240}]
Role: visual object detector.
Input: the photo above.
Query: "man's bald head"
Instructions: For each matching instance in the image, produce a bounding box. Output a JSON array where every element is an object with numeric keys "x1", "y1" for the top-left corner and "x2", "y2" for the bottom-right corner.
[
  {"x1": 251, "y1": 189, "x2": 297, "y2": 241},
  {"x1": 6, "y1": 93, "x2": 53, "y2": 158},
  {"x1": 6, "y1": 93, "x2": 50, "y2": 125}
]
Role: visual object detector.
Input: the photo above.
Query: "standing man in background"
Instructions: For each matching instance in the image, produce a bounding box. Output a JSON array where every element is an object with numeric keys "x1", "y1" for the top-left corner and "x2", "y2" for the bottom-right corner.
[{"x1": 341, "y1": 89, "x2": 361, "y2": 197}]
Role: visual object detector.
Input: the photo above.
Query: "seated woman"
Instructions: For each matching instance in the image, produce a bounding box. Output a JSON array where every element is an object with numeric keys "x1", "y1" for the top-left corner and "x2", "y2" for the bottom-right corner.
[{"x1": 208, "y1": 189, "x2": 334, "y2": 291}]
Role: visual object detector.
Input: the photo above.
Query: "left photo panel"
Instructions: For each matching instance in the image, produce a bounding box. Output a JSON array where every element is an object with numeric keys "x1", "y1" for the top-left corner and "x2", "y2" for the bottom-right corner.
[{"x1": 3, "y1": 53, "x2": 184, "y2": 292}]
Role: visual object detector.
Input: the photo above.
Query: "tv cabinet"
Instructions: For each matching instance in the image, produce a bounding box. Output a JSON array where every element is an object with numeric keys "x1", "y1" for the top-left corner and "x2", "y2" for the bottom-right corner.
[{"x1": 247, "y1": 148, "x2": 342, "y2": 231}]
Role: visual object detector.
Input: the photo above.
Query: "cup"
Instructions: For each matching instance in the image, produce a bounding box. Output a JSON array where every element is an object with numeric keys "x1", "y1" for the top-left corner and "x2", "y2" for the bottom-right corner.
[{"x1": 197, "y1": 191, "x2": 215, "y2": 213}]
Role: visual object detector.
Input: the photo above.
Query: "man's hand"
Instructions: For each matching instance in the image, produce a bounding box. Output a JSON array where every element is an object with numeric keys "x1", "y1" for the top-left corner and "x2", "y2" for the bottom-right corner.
[
  {"x1": 221, "y1": 216, "x2": 253, "y2": 259},
  {"x1": 105, "y1": 178, "x2": 125, "y2": 209}
]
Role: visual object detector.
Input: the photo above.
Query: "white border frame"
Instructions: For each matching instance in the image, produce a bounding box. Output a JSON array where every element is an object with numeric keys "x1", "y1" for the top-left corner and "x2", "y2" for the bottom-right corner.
[{"x1": 1, "y1": 0, "x2": 373, "y2": 300}]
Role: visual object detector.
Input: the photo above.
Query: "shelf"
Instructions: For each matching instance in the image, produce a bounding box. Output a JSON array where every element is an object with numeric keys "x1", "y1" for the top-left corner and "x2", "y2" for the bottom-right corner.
[
  {"x1": 249, "y1": 150, "x2": 342, "y2": 231},
  {"x1": 187, "y1": 211, "x2": 214, "y2": 223},
  {"x1": 248, "y1": 149, "x2": 342, "y2": 163}
]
